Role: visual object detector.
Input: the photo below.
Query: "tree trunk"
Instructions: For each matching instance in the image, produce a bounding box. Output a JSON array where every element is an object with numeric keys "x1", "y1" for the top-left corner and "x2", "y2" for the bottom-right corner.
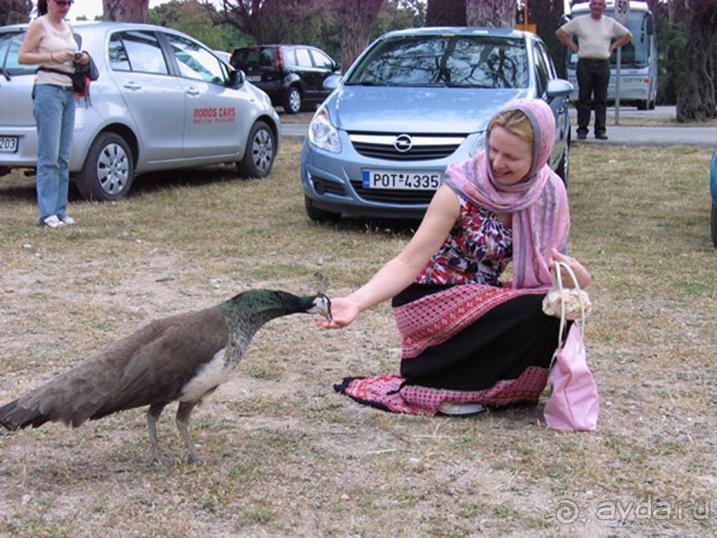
[
  {"x1": 335, "y1": 0, "x2": 385, "y2": 72},
  {"x1": 528, "y1": 0, "x2": 565, "y2": 76},
  {"x1": 466, "y1": 0, "x2": 515, "y2": 28},
  {"x1": 0, "y1": 0, "x2": 32, "y2": 24},
  {"x1": 676, "y1": 1, "x2": 717, "y2": 121},
  {"x1": 426, "y1": 0, "x2": 466, "y2": 25},
  {"x1": 103, "y1": 0, "x2": 149, "y2": 23}
]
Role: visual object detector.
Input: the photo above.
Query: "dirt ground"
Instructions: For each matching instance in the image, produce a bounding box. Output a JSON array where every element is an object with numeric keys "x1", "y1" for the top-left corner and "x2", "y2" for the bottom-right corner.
[{"x1": 0, "y1": 142, "x2": 715, "y2": 537}]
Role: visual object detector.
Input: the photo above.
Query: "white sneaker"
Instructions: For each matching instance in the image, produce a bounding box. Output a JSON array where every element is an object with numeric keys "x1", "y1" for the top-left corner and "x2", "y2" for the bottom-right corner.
[
  {"x1": 61, "y1": 216, "x2": 75, "y2": 225},
  {"x1": 438, "y1": 402, "x2": 485, "y2": 416},
  {"x1": 43, "y1": 215, "x2": 65, "y2": 229}
]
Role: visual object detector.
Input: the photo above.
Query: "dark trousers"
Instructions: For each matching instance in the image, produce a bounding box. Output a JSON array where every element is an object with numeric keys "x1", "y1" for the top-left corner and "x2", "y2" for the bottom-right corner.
[{"x1": 576, "y1": 58, "x2": 610, "y2": 136}]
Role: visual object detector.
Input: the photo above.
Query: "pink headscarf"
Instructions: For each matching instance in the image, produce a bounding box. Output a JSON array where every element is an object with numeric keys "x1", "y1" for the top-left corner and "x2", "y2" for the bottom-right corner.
[{"x1": 443, "y1": 98, "x2": 570, "y2": 290}]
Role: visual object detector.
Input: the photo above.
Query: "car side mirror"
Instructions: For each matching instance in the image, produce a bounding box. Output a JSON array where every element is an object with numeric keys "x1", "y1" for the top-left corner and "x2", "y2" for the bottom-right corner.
[
  {"x1": 546, "y1": 78, "x2": 573, "y2": 98},
  {"x1": 228, "y1": 68, "x2": 244, "y2": 87},
  {"x1": 323, "y1": 74, "x2": 341, "y2": 90}
]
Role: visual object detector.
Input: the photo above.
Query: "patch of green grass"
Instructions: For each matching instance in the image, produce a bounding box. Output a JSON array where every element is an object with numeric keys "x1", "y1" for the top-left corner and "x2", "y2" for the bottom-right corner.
[{"x1": 244, "y1": 506, "x2": 274, "y2": 523}]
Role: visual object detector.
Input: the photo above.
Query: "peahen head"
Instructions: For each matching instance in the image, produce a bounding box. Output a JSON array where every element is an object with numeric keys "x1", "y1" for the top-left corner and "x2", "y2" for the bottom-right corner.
[{"x1": 225, "y1": 289, "x2": 332, "y2": 320}]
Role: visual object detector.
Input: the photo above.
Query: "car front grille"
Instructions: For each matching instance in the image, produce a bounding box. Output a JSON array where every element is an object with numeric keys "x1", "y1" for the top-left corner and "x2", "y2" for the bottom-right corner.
[
  {"x1": 348, "y1": 133, "x2": 465, "y2": 161},
  {"x1": 350, "y1": 180, "x2": 435, "y2": 204}
]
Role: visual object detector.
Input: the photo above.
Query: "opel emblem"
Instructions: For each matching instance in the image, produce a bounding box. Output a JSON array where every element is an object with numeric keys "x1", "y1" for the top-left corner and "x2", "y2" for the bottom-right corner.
[{"x1": 393, "y1": 134, "x2": 413, "y2": 153}]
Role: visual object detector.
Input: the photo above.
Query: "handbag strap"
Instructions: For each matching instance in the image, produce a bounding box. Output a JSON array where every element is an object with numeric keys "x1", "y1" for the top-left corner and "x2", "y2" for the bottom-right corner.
[{"x1": 551, "y1": 260, "x2": 587, "y2": 352}]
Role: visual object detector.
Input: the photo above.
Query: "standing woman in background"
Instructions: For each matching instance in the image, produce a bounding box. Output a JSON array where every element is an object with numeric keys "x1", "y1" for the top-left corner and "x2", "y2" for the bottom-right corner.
[{"x1": 18, "y1": 0, "x2": 86, "y2": 229}]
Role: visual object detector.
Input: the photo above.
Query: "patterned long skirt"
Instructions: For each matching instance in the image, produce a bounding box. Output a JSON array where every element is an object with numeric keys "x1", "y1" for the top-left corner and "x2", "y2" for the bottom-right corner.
[{"x1": 334, "y1": 283, "x2": 564, "y2": 416}]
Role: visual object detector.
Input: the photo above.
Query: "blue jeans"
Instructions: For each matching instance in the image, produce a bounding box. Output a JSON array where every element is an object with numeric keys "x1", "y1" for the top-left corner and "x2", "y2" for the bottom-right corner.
[{"x1": 33, "y1": 84, "x2": 76, "y2": 222}]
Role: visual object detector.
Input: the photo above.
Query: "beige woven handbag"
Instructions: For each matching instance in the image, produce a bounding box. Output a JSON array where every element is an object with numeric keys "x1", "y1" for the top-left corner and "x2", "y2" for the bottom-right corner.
[{"x1": 542, "y1": 260, "x2": 592, "y2": 320}]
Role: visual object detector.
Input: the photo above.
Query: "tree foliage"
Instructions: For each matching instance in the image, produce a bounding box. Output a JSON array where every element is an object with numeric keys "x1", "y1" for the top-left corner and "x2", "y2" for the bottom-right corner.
[
  {"x1": 202, "y1": 0, "x2": 329, "y2": 44},
  {"x1": 149, "y1": 0, "x2": 250, "y2": 51},
  {"x1": 0, "y1": 0, "x2": 32, "y2": 24},
  {"x1": 103, "y1": 0, "x2": 149, "y2": 22}
]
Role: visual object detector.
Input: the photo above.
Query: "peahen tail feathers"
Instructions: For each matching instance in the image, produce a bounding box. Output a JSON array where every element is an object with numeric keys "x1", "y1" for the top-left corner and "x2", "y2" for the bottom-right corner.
[{"x1": 0, "y1": 399, "x2": 51, "y2": 430}]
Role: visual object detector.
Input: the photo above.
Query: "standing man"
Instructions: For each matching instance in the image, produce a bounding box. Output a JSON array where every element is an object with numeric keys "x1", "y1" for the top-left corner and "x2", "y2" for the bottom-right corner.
[{"x1": 556, "y1": 0, "x2": 631, "y2": 140}]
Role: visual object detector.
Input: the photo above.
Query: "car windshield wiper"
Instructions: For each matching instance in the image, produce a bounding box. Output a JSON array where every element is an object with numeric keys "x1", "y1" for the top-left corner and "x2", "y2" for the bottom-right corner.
[
  {"x1": 0, "y1": 67, "x2": 11, "y2": 81},
  {"x1": 444, "y1": 82, "x2": 495, "y2": 89},
  {"x1": 345, "y1": 80, "x2": 393, "y2": 87}
]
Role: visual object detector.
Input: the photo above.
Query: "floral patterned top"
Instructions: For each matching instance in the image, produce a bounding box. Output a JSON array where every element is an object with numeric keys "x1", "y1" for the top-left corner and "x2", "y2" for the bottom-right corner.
[{"x1": 416, "y1": 197, "x2": 512, "y2": 287}]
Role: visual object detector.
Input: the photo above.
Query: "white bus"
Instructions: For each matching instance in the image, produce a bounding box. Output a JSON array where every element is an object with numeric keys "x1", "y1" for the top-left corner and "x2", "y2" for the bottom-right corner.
[{"x1": 563, "y1": 1, "x2": 658, "y2": 110}]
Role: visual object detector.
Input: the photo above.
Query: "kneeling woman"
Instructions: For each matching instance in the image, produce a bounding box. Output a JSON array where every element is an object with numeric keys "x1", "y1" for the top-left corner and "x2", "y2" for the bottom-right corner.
[{"x1": 319, "y1": 99, "x2": 591, "y2": 416}]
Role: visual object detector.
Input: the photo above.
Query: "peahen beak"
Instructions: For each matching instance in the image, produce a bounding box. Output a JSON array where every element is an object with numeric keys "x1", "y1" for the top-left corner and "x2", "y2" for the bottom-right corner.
[{"x1": 315, "y1": 293, "x2": 333, "y2": 322}]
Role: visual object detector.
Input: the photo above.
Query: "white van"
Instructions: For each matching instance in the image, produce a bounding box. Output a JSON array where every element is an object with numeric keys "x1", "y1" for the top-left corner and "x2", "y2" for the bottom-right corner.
[{"x1": 564, "y1": 1, "x2": 658, "y2": 110}]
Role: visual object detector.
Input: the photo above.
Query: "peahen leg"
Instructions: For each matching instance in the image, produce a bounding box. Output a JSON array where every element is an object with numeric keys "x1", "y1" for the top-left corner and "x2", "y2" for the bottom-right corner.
[
  {"x1": 176, "y1": 401, "x2": 201, "y2": 463},
  {"x1": 146, "y1": 403, "x2": 170, "y2": 466}
]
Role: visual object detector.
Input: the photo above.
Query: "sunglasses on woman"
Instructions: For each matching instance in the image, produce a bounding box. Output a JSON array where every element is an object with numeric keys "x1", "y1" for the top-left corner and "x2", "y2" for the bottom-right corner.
[{"x1": 54, "y1": 0, "x2": 74, "y2": 6}]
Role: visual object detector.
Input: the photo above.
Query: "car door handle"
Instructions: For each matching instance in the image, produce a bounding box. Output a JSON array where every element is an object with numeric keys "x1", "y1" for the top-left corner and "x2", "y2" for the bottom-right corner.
[
  {"x1": 123, "y1": 82, "x2": 141, "y2": 91},
  {"x1": 185, "y1": 87, "x2": 200, "y2": 96}
]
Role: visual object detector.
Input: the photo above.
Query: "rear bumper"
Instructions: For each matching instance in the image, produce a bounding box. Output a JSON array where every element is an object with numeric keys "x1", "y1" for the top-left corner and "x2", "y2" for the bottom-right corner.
[{"x1": 0, "y1": 105, "x2": 102, "y2": 172}]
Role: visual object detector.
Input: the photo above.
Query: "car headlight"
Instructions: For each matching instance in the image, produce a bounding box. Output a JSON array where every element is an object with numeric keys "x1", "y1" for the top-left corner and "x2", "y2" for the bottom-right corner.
[
  {"x1": 308, "y1": 107, "x2": 341, "y2": 153},
  {"x1": 468, "y1": 132, "x2": 486, "y2": 158}
]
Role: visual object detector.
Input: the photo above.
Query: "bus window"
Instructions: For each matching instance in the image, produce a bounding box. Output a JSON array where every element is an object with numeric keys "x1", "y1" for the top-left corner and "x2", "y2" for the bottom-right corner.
[{"x1": 608, "y1": 11, "x2": 648, "y2": 67}]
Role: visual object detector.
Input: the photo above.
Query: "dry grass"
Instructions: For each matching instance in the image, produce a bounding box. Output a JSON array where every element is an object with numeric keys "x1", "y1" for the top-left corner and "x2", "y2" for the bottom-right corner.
[
  {"x1": 1, "y1": 140, "x2": 715, "y2": 537},
  {"x1": 571, "y1": 115, "x2": 717, "y2": 128},
  {"x1": 277, "y1": 111, "x2": 316, "y2": 124}
]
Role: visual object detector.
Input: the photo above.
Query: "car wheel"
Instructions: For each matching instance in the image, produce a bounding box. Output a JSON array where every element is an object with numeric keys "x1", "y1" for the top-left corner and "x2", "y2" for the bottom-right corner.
[
  {"x1": 283, "y1": 87, "x2": 302, "y2": 114},
  {"x1": 305, "y1": 196, "x2": 340, "y2": 223},
  {"x1": 236, "y1": 120, "x2": 275, "y2": 178},
  {"x1": 556, "y1": 132, "x2": 569, "y2": 186},
  {"x1": 712, "y1": 200, "x2": 717, "y2": 248},
  {"x1": 76, "y1": 132, "x2": 134, "y2": 201},
  {"x1": 637, "y1": 99, "x2": 649, "y2": 111}
]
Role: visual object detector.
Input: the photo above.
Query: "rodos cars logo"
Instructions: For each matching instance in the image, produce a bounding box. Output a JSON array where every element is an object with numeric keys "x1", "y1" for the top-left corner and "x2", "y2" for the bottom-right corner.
[{"x1": 193, "y1": 107, "x2": 236, "y2": 124}]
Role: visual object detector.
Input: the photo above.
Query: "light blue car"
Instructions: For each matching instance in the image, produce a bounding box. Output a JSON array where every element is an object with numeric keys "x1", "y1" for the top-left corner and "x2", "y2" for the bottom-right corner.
[
  {"x1": 711, "y1": 148, "x2": 717, "y2": 247},
  {"x1": 301, "y1": 27, "x2": 573, "y2": 222}
]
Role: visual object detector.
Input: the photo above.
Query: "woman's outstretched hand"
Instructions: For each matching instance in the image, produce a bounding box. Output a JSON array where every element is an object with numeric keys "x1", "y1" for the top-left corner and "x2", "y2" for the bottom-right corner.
[
  {"x1": 550, "y1": 248, "x2": 592, "y2": 289},
  {"x1": 317, "y1": 297, "x2": 360, "y2": 329}
]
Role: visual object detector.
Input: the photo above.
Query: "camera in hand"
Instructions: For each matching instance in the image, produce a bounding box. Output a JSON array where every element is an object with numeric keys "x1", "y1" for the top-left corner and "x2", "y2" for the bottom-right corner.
[{"x1": 73, "y1": 52, "x2": 82, "y2": 62}]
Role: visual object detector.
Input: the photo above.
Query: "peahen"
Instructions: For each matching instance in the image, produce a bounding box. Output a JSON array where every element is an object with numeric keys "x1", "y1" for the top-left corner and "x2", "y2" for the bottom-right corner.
[{"x1": 0, "y1": 289, "x2": 332, "y2": 465}]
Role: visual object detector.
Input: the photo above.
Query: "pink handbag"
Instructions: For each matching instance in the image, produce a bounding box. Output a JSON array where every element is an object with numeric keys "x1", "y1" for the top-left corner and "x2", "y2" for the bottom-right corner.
[{"x1": 543, "y1": 261, "x2": 599, "y2": 431}]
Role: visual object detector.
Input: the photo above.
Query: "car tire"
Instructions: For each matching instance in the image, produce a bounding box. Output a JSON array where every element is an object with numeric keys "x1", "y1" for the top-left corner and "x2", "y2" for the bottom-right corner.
[
  {"x1": 76, "y1": 132, "x2": 134, "y2": 201},
  {"x1": 283, "y1": 87, "x2": 302, "y2": 114},
  {"x1": 556, "y1": 131, "x2": 569, "y2": 186},
  {"x1": 637, "y1": 99, "x2": 649, "y2": 111},
  {"x1": 712, "y1": 200, "x2": 717, "y2": 248},
  {"x1": 236, "y1": 121, "x2": 275, "y2": 178},
  {"x1": 305, "y1": 196, "x2": 340, "y2": 223}
]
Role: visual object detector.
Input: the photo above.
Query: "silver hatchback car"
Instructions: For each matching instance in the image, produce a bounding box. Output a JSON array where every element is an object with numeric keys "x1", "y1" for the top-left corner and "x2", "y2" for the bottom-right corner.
[{"x1": 0, "y1": 22, "x2": 280, "y2": 201}]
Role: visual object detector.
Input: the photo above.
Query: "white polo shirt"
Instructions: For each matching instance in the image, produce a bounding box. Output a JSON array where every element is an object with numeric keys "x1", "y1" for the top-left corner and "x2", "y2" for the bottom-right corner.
[{"x1": 559, "y1": 15, "x2": 630, "y2": 60}]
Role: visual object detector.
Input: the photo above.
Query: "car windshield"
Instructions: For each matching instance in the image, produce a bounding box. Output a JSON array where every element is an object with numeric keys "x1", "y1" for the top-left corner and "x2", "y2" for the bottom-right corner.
[
  {"x1": 0, "y1": 31, "x2": 37, "y2": 77},
  {"x1": 345, "y1": 34, "x2": 529, "y2": 89}
]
